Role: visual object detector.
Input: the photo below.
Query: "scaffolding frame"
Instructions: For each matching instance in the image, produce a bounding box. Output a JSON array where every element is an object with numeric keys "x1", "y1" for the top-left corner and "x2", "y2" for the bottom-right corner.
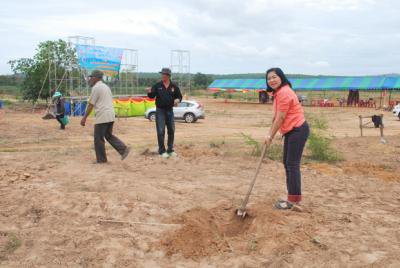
[
  {"x1": 170, "y1": 50, "x2": 191, "y2": 96},
  {"x1": 113, "y1": 48, "x2": 139, "y2": 97},
  {"x1": 62, "y1": 36, "x2": 95, "y2": 101},
  {"x1": 61, "y1": 36, "x2": 140, "y2": 99}
]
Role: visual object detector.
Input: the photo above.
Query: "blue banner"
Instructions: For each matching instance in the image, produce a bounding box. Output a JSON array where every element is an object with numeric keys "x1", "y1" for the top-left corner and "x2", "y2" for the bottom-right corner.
[{"x1": 76, "y1": 45, "x2": 123, "y2": 77}]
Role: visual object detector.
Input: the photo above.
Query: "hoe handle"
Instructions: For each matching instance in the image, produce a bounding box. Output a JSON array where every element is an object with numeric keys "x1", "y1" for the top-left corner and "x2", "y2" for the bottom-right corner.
[{"x1": 239, "y1": 144, "x2": 268, "y2": 211}]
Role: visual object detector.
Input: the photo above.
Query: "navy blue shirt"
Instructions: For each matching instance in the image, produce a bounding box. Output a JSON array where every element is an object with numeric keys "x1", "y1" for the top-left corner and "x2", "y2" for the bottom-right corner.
[{"x1": 148, "y1": 81, "x2": 182, "y2": 110}]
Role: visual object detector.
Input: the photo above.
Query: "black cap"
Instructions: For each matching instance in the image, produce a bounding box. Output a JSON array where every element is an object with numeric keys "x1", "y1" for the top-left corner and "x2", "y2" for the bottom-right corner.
[{"x1": 159, "y1": 67, "x2": 172, "y2": 76}]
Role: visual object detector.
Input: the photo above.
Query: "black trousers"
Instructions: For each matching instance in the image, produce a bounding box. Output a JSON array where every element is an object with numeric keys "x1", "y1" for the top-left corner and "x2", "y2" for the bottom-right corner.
[
  {"x1": 155, "y1": 108, "x2": 175, "y2": 154},
  {"x1": 56, "y1": 114, "x2": 65, "y2": 129},
  {"x1": 283, "y1": 121, "x2": 310, "y2": 203},
  {"x1": 94, "y1": 122, "x2": 127, "y2": 163}
]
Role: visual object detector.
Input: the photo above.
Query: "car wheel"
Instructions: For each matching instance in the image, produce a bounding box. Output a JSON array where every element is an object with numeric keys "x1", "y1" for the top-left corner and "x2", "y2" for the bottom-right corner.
[
  {"x1": 149, "y1": 112, "x2": 156, "y2": 121},
  {"x1": 184, "y1": 113, "x2": 195, "y2": 123}
]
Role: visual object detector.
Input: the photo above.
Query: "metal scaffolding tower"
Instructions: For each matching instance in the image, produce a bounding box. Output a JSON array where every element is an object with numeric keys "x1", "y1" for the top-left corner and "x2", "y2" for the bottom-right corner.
[
  {"x1": 66, "y1": 36, "x2": 139, "y2": 97},
  {"x1": 114, "y1": 48, "x2": 139, "y2": 96},
  {"x1": 67, "y1": 35, "x2": 95, "y2": 98},
  {"x1": 170, "y1": 50, "x2": 191, "y2": 96}
]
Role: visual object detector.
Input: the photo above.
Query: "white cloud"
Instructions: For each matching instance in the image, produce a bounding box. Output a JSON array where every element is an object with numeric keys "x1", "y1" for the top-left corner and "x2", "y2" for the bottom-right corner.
[{"x1": 0, "y1": 0, "x2": 399, "y2": 75}]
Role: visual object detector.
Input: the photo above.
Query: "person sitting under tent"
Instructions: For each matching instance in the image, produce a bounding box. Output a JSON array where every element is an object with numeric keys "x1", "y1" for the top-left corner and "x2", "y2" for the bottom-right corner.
[
  {"x1": 52, "y1": 91, "x2": 67, "y2": 130},
  {"x1": 80, "y1": 70, "x2": 130, "y2": 164},
  {"x1": 258, "y1": 91, "x2": 269, "y2": 104}
]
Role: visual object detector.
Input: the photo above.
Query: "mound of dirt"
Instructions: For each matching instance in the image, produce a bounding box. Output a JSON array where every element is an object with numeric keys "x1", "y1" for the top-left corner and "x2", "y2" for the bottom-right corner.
[
  {"x1": 157, "y1": 202, "x2": 314, "y2": 260},
  {"x1": 158, "y1": 206, "x2": 243, "y2": 259},
  {"x1": 342, "y1": 162, "x2": 398, "y2": 181},
  {"x1": 177, "y1": 144, "x2": 222, "y2": 158}
]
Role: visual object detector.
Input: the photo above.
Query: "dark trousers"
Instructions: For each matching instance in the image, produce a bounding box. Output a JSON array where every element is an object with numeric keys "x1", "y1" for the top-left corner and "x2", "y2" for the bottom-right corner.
[
  {"x1": 155, "y1": 108, "x2": 175, "y2": 154},
  {"x1": 283, "y1": 121, "x2": 310, "y2": 203},
  {"x1": 94, "y1": 122, "x2": 127, "y2": 163},
  {"x1": 56, "y1": 114, "x2": 65, "y2": 129}
]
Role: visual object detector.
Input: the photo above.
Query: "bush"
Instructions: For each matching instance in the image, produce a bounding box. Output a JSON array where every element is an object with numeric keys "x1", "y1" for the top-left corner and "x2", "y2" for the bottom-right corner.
[
  {"x1": 312, "y1": 117, "x2": 328, "y2": 130},
  {"x1": 306, "y1": 113, "x2": 328, "y2": 130},
  {"x1": 307, "y1": 131, "x2": 342, "y2": 162},
  {"x1": 266, "y1": 143, "x2": 283, "y2": 161}
]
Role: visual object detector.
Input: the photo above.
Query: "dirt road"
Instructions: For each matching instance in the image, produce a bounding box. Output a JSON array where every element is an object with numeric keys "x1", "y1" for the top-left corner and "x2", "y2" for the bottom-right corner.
[{"x1": 0, "y1": 99, "x2": 399, "y2": 267}]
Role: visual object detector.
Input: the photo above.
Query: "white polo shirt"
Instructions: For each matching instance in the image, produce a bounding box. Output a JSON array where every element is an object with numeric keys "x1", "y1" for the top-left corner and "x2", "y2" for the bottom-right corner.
[{"x1": 88, "y1": 81, "x2": 115, "y2": 124}]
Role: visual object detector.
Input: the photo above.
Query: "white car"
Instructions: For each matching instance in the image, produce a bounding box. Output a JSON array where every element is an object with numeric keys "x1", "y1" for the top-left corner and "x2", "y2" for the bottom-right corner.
[
  {"x1": 393, "y1": 104, "x2": 400, "y2": 119},
  {"x1": 145, "y1": 100, "x2": 205, "y2": 123}
]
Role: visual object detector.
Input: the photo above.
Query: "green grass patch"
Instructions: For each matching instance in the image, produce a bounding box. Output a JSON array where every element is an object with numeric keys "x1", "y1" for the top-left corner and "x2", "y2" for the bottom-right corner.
[
  {"x1": 305, "y1": 113, "x2": 342, "y2": 162},
  {"x1": 266, "y1": 143, "x2": 283, "y2": 161},
  {"x1": 0, "y1": 232, "x2": 22, "y2": 260},
  {"x1": 307, "y1": 130, "x2": 342, "y2": 162},
  {"x1": 240, "y1": 133, "x2": 283, "y2": 160},
  {"x1": 306, "y1": 113, "x2": 328, "y2": 130},
  {"x1": 240, "y1": 133, "x2": 262, "y2": 157},
  {"x1": 0, "y1": 148, "x2": 18, "y2": 153}
]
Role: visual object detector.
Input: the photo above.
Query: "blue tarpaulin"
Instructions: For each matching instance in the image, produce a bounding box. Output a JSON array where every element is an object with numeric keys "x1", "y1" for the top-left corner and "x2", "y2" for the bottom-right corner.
[{"x1": 208, "y1": 76, "x2": 400, "y2": 91}]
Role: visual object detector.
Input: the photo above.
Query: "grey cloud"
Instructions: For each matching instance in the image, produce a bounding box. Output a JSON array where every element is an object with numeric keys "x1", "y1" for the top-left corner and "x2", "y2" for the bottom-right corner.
[{"x1": 0, "y1": 0, "x2": 399, "y2": 75}]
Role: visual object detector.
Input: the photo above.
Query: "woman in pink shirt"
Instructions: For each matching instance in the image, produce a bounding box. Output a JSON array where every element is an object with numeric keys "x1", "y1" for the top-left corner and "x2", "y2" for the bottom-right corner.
[{"x1": 264, "y1": 68, "x2": 310, "y2": 210}]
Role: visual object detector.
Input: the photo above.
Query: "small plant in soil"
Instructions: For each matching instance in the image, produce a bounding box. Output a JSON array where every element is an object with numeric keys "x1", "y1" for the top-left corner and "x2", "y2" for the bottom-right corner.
[
  {"x1": 209, "y1": 139, "x2": 225, "y2": 148},
  {"x1": 266, "y1": 143, "x2": 283, "y2": 161},
  {"x1": 0, "y1": 232, "x2": 22, "y2": 260},
  {"x1": 240, "y1": 133, "x2": 262, "y2": 156}
]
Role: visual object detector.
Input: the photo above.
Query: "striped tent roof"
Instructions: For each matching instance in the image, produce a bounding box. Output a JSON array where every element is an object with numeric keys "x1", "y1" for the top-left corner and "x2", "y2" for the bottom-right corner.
[{"x1": 208, "y1": 76, "x2": 400, "y2": 91}]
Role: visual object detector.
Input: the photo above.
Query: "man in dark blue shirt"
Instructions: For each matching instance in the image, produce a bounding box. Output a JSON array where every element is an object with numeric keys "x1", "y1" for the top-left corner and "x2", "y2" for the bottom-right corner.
[{"x1": 148, "y1": 68, "x2": 182, "y2": 158}]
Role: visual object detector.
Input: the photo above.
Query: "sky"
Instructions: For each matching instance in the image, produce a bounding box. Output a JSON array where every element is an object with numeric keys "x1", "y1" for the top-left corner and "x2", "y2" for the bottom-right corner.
[{"x1": 1, "y1": 0, "x2": 399, "y2": 75}]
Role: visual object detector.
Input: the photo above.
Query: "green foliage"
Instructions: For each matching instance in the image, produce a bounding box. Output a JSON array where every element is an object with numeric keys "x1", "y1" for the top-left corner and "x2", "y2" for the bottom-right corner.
[
  {"x1": 307, "y1": 131, "x2": 342, "y2": 162},
  {"x1": 266, "y1": 143, "x2": 283, "y2": 161},
  {"x1": 193, "y1": 72, "x2": 212, "y2": 87},
  {"x1": 240, "y1": 133, "x2": 262, "y2": 156},
  {"x1": 0, "y1": 85, "x2": 19, "y2": 95},
  {"x1": 0, "y1": 75, "x2": 18, "y2": 86},
  {"x1": 240, "y1": 133, "x2": 283, "y2": 160},
  {"x1": 305, "y1": 114, "x2": 341, "y2": 162},
  {"x1": 8, "y1": 39, "x2": 77, "y2": 102},
  {"x1": 306, "y1": 114, "x2": 328, "y2": 130},
  {"x1": 313, "y1": 118, "x2": 328, "y2": 130},
  {"x1": 5, "y1": 233, "x2": 21, "y2": 252},
  {"x1": 0, "y1": 232, "x2": 21, "y2": 260}
]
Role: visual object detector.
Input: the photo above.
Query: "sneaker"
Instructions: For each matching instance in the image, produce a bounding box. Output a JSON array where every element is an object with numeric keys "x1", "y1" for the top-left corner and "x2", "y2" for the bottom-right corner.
[
  {"x1": 168, "y1": 152, "x2": 178, "y2": 158},
  {"x1": 161, "y1": 152, "x2": 170, "y2": 159},
  {"x1": 121, "y1": 147, "x2": 131, "y2": 160},
  {"x1": 274, "y1": 200, "x2": 293, "y2": 210}
]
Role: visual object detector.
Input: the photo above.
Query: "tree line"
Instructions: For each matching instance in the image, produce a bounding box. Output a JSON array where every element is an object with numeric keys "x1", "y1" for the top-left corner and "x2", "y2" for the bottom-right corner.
[
  {"x1": 5, "y1": 39, "x2": 216, "y2": 102},
  {"x1": 5, "y1": 39, "x2": 341, "y2": 102}
]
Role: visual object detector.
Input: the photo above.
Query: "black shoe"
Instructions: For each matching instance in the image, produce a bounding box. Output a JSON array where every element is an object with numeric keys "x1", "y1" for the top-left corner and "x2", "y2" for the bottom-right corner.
[{"x1": 121, "y1": 147, "x2": 130, "y2": 160}]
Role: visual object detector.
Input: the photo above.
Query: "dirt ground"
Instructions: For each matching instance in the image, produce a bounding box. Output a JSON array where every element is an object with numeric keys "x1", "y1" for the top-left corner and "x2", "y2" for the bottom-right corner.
[{"x1": 0, "y1": 99, "x2": 399, "y2": 267}]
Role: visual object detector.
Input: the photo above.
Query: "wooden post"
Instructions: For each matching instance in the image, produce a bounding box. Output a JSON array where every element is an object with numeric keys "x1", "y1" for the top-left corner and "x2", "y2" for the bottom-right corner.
[
  {"x1": 359, "y1": 115, "x2": 363, "y2": 137},
  {"x1": 379, "y1": 114, "x2": 384, "y2": 138}
]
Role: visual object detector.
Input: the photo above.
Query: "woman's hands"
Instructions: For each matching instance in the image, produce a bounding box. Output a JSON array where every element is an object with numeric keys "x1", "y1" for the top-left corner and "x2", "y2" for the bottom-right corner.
[{"x1": 264, "y1": 135, "x2": 273, "y2": 146}]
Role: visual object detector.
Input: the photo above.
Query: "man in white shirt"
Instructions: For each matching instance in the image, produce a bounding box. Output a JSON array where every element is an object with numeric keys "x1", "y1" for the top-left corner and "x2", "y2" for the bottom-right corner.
[{"x1": 80, "y1": 70, "x2": 130, "y2": 163}]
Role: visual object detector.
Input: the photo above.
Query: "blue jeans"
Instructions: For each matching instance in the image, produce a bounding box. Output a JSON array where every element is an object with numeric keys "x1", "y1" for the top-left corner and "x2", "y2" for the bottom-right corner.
[
  {"x1": 283, "y1": 121, "x2": 310, "y2": 203},
  {"x1": 155, "y1": 108, "x2": 175, "y2": 154}
]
